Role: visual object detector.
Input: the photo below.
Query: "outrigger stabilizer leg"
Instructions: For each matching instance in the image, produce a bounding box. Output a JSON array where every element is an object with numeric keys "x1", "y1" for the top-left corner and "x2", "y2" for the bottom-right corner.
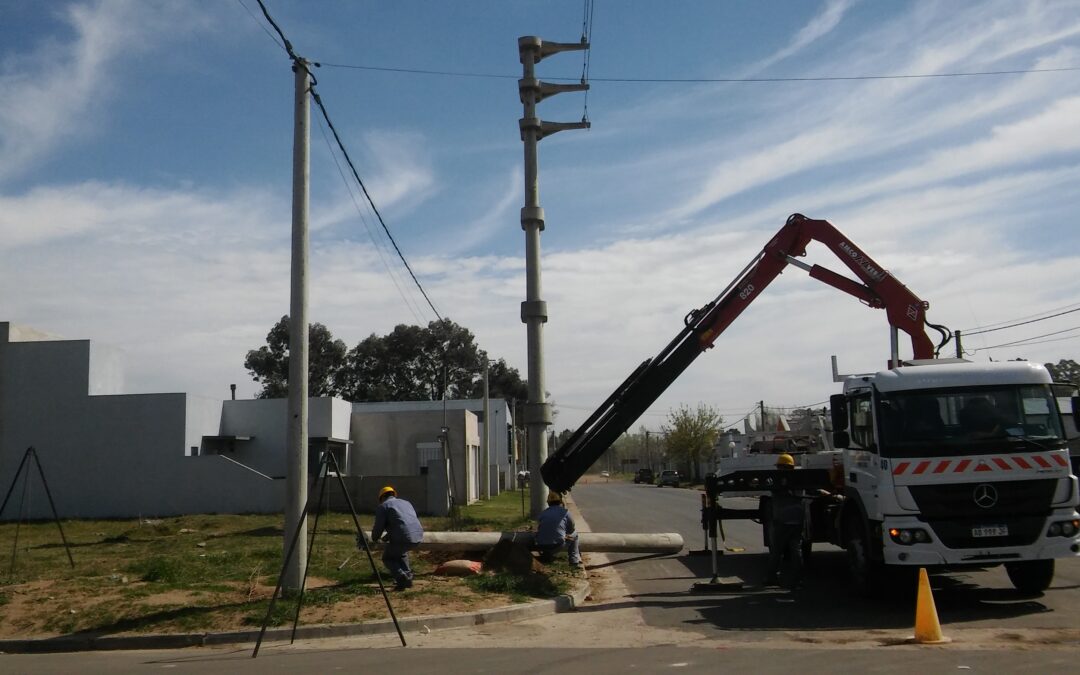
[{"x1": 691, "y1": 476, "x2": 742, "y2": 593}]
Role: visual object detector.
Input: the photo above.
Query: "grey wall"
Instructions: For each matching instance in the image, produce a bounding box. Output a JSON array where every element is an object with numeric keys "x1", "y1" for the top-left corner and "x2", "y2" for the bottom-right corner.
[
  {"x1": 0, "y1": 323, "x2": 287, "y2": 519},
  {"x1": 352, "y1": 399, "x2": 512, "y2": 496},
  {"x1": 0, "y1": 321, "x2": 498, "y2": 521},
  {"x1": 349, "y1": 408, "x2": 479, "y2": 505}
]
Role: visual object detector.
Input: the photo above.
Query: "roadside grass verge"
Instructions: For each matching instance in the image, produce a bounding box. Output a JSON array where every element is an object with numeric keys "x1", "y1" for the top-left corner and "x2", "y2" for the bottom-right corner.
[{"x1": 0, "y1": 487, "x2": 579, "y2": 638}]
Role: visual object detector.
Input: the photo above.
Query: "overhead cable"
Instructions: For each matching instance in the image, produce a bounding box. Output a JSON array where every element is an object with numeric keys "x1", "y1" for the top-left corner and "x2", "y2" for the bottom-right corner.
[
  {"x1": 960, "y1": 305, "x2": 1080, "y2": 337},
  {"x1": 968, "y1": 325, "x2": 1080, "y2": 352},
  {"x1": 319, "y1": 62, "x2": 1080, "y2": 84},
  {"x1": 254, "y1": 0, "x2": 442, "y2": 322},
  {"x1": 314, "y1": 116, "x2": 427, "y2": 324}
]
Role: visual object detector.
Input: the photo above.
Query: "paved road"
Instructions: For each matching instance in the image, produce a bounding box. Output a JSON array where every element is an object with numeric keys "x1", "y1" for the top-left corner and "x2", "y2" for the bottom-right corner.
[
  {"x1": 6, "y1": 479, "x2": 1080, "y2": 672},
  {"x1": 5, "y1": 644, "x2": 1079, "y2": 674},
  {"x1": 572, "y1": 479, "x2": 1080, "y2": 639}
]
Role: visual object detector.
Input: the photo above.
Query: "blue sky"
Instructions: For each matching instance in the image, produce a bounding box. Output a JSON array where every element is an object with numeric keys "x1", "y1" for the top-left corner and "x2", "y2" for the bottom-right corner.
[{"x1": 3, "y1": 0, "x2": 1080, "y2": 431}]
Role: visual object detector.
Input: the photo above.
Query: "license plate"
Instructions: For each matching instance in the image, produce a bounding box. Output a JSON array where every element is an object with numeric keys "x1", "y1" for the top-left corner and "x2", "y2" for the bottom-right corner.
[{"x1": 972, "y1": 525, "x2": 1008, "y2": 538}]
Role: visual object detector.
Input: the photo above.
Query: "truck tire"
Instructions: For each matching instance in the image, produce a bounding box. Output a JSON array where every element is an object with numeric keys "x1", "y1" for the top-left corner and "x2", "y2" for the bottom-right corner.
[
  {"x1": 1005, "y1": 559, "x2": 1054, "y2": 594},
  {"x1": 845, "y1": 518, "x2": 883, "y2": 596}
]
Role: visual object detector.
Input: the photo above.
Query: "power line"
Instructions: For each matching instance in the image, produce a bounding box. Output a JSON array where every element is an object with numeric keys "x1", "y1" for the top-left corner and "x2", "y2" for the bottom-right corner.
[
  {"x1": 318, "y1": 61, "x2": 1080, "y2": 84},
  {"x1": 254, "y1": 0, "x2": 443, "y2": 322},
  {"x1": 579, "y1": 0, "x2": 595, "y2": 122},
  {"x1": 235, "y1": 0, "x2": 284, "y2": 49},
  {"x1": 960, "y1": 304, "x2": 1080, "y2": 336},
  {"x1": 307, "y1": 88, "x2": 443, "y2": 321},
  {"x1": 314, "y1": 115, "x2": 427, "y2": 324},
  {"x1": 968, "y1": 325, "x2": 1080, "y2": 352}
]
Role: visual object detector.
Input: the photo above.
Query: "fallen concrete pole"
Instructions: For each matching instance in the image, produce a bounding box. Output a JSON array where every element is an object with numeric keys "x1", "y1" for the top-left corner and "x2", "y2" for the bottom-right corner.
[{"x1": 364, "y1": 531, "x2": 683, "y2": 554}]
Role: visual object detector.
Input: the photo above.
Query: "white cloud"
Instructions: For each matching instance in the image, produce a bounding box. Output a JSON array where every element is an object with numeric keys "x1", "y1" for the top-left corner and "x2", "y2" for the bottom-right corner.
[
  {"x1": 358, "y1": 130, "x2": 437, "y2": 214},
  {"x1": 0, "y1": 1, "x2": 204, "y2": 183},
  {"x1": 753, "y1": 0, "x2": 856, "y2": 72},
  {"x1": 443, "y1": 166, "x2": 522, "y2": 256}
]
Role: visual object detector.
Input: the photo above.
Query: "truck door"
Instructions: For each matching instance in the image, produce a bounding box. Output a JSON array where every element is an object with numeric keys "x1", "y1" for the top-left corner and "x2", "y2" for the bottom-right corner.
[{"x1": 845, "y1": 392, "x2": 881, "y2": 518}]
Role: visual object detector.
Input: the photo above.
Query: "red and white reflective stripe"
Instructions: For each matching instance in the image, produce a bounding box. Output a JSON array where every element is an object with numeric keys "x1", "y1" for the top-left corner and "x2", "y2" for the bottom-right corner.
[{"x1": 892, "y1": 453, "x2": 1068, "y2": 475}]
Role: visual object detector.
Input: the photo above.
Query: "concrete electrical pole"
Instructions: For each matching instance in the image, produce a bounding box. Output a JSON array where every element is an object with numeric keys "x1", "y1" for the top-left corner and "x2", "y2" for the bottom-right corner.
[
  {"x1": 284, "y1": 58, "x2": 311, "y2": 592},
  {"x1": 482, "y1": 357, "x2": 491, "y2": 500},
  {"x1": 517, "y1": 36, "x2": 589, "y2": 517}
]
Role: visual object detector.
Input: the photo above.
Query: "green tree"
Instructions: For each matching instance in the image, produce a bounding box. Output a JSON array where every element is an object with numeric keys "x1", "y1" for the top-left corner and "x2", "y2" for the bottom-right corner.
[
  {"x1": 1045, "y1": 359, "x2": 1080, "y2": 387},
  {"x1": 244, "y1": 316, "x2": 347, "y2": 398},
  {"x1": 662, "y1": 403, "x2": 723, "y2": 482},
  {"x1": 339, "y1": 318, "x2": 528, "y2": 405}
]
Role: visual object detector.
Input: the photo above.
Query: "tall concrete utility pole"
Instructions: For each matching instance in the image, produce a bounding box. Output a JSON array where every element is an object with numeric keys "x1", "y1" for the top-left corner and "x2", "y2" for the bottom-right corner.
[
  {"x1": 482, "y1": 357, "x2": 491, "y2": 500},
  {"x1": 284, "y1": 58, "x2": 311, "y2": 592},
  {"x1": 517, "y1": 35, "x2": 589, "y2": 517}
]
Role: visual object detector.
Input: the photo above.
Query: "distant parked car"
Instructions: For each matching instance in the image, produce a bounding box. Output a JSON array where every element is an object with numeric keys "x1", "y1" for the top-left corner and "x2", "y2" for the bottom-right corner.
[
  {"x1": 656, "y1": 470, "x2": 680, "y2": 488},
  {"x1": 600, "y1": 470, "x2": 610, "y2": 478},
  {"x1": 634, "y1": 468, "x2": 654, "y2": 484}
]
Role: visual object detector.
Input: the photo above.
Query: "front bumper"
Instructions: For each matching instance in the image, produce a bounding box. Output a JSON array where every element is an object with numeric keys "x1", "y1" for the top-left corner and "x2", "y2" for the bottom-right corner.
[{"x1": 880, "y1": 512, "x2": 1080, "y2": 566}]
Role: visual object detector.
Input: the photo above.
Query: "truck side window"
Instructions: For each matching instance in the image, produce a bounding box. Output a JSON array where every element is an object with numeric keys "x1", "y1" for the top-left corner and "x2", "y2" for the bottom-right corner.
[{"x1": 849, "y1": 396, "x2": 876, "y2": 451}]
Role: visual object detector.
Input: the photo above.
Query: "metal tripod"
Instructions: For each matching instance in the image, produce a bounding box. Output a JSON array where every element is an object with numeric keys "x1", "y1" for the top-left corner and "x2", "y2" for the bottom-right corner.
[
  {"x1": 252, "y1": 451, "x2": 405, "y2": 657},
  {"x1": 0, "y1": 446, "x2": 74, "y2": 574}
]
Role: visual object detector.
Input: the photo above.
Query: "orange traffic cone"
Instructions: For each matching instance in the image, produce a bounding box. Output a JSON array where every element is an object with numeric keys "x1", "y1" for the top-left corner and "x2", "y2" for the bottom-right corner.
[{"x1": 910, "y1": 567, "x2": 950, "y2": 644}]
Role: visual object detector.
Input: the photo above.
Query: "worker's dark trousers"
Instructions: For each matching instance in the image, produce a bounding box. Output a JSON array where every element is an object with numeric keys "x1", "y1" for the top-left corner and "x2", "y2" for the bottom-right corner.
[
  {"x1": 383, "y1": 541, "x2": 418, "y2": 587},
  {"x1": 766, "y1": 522, "x2": 804, "y2": 584},
  {"x1": 535, "y1": 534, "x2": 581, "y2": 565}
]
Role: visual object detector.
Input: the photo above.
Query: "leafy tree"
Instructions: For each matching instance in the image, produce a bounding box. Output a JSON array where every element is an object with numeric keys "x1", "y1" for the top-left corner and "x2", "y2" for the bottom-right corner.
[
  {"x1": 1045, "y1": 359, "x2": 1080, "y2": 387},
  {"x1": 338, "y1": 318, "x2": 528, "y2": 405},
  {"x1": 662, "y1": 403, "x2": 723, "y2": 482},
  {"x1": 482, "y1": 357, "x2": 529, "y2": 408},
  {"x1": 244, "y1": 316, "x2": 347, "y2": 398}
]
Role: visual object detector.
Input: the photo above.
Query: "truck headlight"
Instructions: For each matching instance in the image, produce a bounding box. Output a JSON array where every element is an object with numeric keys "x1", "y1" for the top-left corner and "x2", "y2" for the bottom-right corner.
[
  {"x1": 1047, "y1": 519, "x2": 1080, "y2": 537},
  {"x1": 889, "y1": 527, "x2": 930, "y2": 545}
]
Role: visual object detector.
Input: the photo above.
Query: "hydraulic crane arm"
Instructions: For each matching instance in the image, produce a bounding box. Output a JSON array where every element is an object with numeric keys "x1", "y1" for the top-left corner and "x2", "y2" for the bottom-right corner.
[{"x1": 541, "y1": 214, "x2": 937, "y2": 493}]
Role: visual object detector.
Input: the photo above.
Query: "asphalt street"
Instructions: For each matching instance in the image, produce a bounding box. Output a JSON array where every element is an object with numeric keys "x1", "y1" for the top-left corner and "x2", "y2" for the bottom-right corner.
[
  {"x1": 571, "y1": 479, "x2": 1080, "y2": 638},
  {"x1": 5, "y1": 479, "x2": 1080, "y2": 673}
]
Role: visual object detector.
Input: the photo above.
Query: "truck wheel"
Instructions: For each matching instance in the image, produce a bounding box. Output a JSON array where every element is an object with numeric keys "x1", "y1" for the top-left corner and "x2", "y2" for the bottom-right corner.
[
  {"x1": 845, "y1": 519, "x2": 882, "y2": 596},
  {"x1": 1005, "y1": 559, "x2": 1054, "y2": 594}
]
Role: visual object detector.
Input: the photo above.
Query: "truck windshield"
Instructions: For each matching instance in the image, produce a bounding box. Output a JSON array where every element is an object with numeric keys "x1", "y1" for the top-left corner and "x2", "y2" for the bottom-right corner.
[{"x1": 878, "y1": 385, "x2": 1066, "y2": 457}]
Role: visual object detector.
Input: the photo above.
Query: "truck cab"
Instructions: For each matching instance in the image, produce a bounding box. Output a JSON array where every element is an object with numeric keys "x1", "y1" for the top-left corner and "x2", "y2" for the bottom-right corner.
[{"x1": 833, "y1": 360, "x2": 1080, "y2": 592}]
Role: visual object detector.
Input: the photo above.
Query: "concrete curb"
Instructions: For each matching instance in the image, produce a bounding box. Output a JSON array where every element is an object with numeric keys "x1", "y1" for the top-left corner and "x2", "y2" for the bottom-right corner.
[{"x1": 0, "y1": 579, "x2": 591, "y2": 654}]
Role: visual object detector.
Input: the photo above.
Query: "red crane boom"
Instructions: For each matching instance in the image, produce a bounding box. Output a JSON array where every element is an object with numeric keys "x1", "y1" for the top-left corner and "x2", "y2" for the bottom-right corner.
[{"x1": 541, "y1": 214, "x2": 940, "y2": 493}]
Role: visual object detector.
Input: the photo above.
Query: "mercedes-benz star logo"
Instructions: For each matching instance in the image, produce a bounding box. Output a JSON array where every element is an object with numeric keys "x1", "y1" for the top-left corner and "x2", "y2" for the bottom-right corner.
[{"x1": 973, "y1": 483, "x2": 999, "y2": 509}]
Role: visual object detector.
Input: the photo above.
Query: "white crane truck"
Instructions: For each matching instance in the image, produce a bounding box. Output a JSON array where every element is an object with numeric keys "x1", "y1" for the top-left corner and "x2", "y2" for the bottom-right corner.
[{"x1": 541, "y1": 214, "x2": 1080, "y2": 594}]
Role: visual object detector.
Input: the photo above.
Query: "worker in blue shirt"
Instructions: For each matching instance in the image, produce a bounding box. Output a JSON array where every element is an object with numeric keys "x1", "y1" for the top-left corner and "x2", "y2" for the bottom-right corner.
[
  {"x1": 369, "y1": 486, "x2": 424, "y2": 590},
  {"x1": 535, "y1": 491, "x2": 582, "y2": 566}
]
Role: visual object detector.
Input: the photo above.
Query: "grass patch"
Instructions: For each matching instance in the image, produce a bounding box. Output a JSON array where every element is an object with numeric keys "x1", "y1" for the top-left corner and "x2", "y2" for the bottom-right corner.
[
  {"x1": 437, "y1": 488, "x2": 534, "y2": 532},
  {"x1": 0, "y1": 499, "x2": 566, "y2": 638},
  {"x1": 465, "y1": 571, "x2": 569, "y2": 603}
]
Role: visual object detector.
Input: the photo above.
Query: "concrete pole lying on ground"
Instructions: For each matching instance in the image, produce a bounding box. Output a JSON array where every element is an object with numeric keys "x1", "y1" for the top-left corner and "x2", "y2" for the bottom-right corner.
[{"x1": 364, "y1": 531, "x2": 684, "y2": 554}]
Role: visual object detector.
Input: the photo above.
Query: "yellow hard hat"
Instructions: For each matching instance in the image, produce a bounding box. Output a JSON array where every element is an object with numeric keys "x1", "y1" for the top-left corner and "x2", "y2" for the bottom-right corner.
[
  {"x1": 546, "y1": 491, "x2": 563, "y2": 504},
  {"x1": 378, "y1": 486, "x2": 396, "y2": 501},
  {"x1": 775, "y1": 453, "x2": 795, "y2": 468}
]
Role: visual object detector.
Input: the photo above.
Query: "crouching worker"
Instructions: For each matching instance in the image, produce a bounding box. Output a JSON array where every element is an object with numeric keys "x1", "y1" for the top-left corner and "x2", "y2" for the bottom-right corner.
[
  {"x1": 369, "y1": 485, "x2": 424, "y2": 590},
  {"x1": 535, "y1": 491, "x2": 582, "y2": 567}
]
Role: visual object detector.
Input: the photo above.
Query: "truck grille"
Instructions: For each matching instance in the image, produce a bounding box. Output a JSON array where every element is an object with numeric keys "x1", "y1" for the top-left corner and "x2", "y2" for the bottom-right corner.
[
  {"x1": 908, "y1": 479, "x2": 1055, "y2": 549},
  {"x1": 907, "y1": 478, "x2": 1056, "y2": 519}
]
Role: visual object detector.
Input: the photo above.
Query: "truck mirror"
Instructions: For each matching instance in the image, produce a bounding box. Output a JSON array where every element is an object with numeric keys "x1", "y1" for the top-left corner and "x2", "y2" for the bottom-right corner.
[
  {"x1": 830, "y1": 394, "x2": 848, "y2": 432},
  {"x1": 832, "y1": 431, "x2": 849, "y2": 449}
]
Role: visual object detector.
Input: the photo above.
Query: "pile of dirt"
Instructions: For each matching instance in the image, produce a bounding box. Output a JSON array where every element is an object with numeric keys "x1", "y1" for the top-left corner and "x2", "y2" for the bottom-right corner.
[{"x1": 482, "y1": 540, "x2": 543, "y2": 575}]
